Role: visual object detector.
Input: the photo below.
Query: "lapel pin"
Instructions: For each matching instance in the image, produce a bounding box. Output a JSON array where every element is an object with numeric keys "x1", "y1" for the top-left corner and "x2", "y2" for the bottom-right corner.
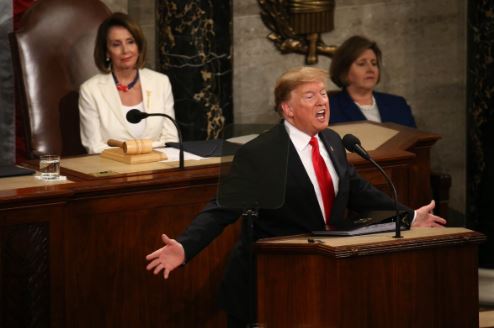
[{"x1": 146, "y1": 90, "x2": 151, "y2": 109}]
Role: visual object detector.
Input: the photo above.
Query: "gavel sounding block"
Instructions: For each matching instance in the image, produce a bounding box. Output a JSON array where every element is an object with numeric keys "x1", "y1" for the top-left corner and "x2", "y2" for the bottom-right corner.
[{"x1": 100, "y1": 147, "x2": 167, "y2": 164}]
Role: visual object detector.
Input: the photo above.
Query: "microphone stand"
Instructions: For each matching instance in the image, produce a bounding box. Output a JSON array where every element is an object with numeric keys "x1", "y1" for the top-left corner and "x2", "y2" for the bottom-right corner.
[
  {"x1": 142, "y1": 113, "x2": 184, "y2": 169},
  {"x1": 367, "y1": 157, "x2": 403, "y2": 239},
  {"x1": 242, "y1": 207, "x2": 259, "y2": 328},
  {"x1": 343, "y1": 134, "x2": 403, "y2": 238}
]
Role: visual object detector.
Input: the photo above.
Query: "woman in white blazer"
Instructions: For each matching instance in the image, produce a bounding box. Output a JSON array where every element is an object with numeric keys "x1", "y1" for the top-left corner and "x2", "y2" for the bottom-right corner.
[{"x1": 79, "y1": 12, "x2": 178, "y2": 154}]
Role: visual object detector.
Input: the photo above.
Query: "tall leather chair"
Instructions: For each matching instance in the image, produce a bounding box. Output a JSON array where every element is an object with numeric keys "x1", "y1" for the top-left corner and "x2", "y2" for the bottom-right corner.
[{"x1": 10, "y1": 0, "x2": 111, "y2": 159}]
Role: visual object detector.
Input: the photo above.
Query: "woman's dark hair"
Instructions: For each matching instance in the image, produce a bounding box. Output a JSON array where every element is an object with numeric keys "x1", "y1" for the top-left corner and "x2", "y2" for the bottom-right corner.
[
  {"x1": 329, "y1": 35, "x2": 382, "y2": 88},
  {"x1": 94, "y1": 12, "x2": 147, "y2": 73}
]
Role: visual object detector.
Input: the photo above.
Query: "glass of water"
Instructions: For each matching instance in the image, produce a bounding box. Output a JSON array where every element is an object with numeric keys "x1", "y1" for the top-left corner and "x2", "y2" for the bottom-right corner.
[{"x1": 39, "y1": 154, "x2": 60, "y2": 180}]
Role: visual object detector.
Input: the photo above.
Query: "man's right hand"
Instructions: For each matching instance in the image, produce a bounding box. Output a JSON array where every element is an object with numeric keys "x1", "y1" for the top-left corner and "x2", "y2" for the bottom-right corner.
[{"x1": 146, "y1": 234, "x2": 185, "y2": 279}]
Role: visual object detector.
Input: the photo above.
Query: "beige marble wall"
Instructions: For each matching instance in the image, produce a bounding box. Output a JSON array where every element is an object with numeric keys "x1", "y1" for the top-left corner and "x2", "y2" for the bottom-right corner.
[
  {"x1": 101, "y1": 0, "x2": 127, "y2": 13},
  {"x1": 234, "y1": 0, "x2": 467, "y2": 214},
  {"x1": 128, "y1": 0, "x2": 156, "y2": 69}
]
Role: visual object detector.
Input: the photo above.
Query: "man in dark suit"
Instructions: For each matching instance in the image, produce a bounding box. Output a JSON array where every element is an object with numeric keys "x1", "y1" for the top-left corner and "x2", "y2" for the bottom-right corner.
[{"x1": 146, "y1": 67, "x2": 446, "y2": 327}]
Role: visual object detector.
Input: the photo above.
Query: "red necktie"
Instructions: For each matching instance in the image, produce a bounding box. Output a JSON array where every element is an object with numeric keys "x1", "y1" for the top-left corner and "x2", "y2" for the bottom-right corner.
[{"x1": 310, "y1": 136, "x2": 335, "y2": 226}]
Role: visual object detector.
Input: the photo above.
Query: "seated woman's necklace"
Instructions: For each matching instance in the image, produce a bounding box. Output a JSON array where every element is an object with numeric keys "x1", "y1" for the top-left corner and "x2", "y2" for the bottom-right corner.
[{"x1": 112, "y1": 71, "x2": 139, "y2": 92}]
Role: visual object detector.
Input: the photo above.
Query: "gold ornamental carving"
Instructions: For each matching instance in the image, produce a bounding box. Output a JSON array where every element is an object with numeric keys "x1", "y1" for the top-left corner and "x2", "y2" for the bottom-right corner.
[{"x1": 258, "y1": 0, "x2": 337, "y2": 64}]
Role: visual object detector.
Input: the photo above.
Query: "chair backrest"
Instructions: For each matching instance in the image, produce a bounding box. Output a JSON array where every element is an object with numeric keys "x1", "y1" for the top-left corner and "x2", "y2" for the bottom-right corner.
[{"x1": 10, "y1": 0, "x2": 111, "y2": 159}]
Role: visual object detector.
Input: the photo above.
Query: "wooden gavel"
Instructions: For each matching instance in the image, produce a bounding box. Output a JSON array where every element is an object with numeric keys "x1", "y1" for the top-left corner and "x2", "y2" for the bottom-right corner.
[{"x1": 107, "y1": 139, "x2": 153, "y2": 155}]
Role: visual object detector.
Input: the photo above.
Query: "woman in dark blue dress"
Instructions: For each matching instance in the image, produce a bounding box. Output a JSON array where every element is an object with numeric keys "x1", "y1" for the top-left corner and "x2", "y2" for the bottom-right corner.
[{"x1": 329, "y1": 35, "x2": 416, "y2": 128}]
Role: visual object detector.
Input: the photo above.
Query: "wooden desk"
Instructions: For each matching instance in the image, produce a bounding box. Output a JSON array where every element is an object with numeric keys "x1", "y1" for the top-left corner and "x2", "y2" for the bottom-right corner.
[
  {"x1": 0, "y1": 163, "x2": 237, "y2": 327},
  {"x1": 0, "y1": 122, "x2": 441, "y2": 327}
]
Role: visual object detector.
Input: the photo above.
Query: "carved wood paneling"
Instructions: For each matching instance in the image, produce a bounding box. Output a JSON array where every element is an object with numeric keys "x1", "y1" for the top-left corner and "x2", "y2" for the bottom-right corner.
[{"x1": 1, "y1": 223, "x2": 49, "y2": 328}]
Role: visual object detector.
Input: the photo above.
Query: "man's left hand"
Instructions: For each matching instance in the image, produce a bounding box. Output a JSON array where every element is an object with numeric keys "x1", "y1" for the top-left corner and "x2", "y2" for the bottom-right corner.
[{"x1": 412, "y1": 200, "x2": 447, "y2": 227}]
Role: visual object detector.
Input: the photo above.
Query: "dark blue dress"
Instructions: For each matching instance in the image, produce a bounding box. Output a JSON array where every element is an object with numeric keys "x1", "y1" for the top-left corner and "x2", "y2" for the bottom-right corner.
[{"x1": 329, "y1": 89, "x2": 417, "y2": 128}]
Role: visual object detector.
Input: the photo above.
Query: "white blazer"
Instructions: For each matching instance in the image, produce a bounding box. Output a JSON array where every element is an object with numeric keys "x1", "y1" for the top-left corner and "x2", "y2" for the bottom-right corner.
[{"x1": 79, "y1": 68, "x2": 179, "y2": 154}]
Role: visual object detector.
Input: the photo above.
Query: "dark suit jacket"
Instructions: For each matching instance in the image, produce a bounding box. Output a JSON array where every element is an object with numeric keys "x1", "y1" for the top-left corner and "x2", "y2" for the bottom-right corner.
[
  {"x1": 177, "y1": 122, "x2": 412, "y2": 320},
  {"x1": 329, "y1": 89, "x2": 417, "y2": 128}
]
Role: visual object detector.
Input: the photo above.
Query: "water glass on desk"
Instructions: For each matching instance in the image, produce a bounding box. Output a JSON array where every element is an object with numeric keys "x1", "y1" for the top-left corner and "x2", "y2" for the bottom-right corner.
[{"x1": 39, "y1": 155, "x2": 60, "y2": 180}]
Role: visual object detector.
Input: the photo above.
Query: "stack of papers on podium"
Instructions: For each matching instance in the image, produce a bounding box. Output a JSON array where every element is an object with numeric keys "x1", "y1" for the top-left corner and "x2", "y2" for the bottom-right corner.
[
  {"x1": 313, "y1": 222, "x2": 406, "y2": 236},
  {"x1": 312, "y1": 210, "x2": 410, "y2": 236}
]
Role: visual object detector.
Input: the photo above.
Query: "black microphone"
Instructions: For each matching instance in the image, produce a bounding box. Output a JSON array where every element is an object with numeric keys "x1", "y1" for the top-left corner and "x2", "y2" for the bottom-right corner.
[
  {"x1": 342, "y1": 134, "x2": 403, "y2": 238},
  {"x1": 126, "y1": 109, "x2": 149, "y2": 123},
  {"x1": 126, "y1": 109, "x2": 184, "y2": 169},
  {"x1": 342, "y1": 134, "x2": 370, "y2": 161}
]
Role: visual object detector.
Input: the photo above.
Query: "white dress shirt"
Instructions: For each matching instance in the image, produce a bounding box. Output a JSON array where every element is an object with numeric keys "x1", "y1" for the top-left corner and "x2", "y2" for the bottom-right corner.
[
  {"x1": 284, "y1": 121, "x2": 339, "y2": 222},
  {"x1": 355, "y1": 96, "x2": 382, "y2": 123},
  {"x1": 123, "y1": 102, "x2": 146, "y2": 138}
]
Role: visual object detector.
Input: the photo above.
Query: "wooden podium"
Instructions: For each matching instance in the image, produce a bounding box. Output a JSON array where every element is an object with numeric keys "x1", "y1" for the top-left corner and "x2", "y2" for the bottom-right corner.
[{"x1": 256, "y1": 228, "x2": 485, "y2": 327}]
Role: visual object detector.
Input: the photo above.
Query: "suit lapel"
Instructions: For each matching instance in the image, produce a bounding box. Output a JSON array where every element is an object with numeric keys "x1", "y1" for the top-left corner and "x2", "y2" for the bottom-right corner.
[
  {"x1": 274, "y1": 123, "x2": 325, "y2": 226},
  {"x1": 319, "y1": 129, "x2": 349, "y2": 226},
  {"x1": 139, "y1": 69, "x2": 160, "y2": 134},
  {"x1": 286, "y1": 141, "x2": 326, "y2": 227},
  {"x1": 139, "y1": 69, "x2": 152, "y2": 112},
  {"x1": 287, "y1": 141, "x2": 313, "y2": 194},
  {"x1": 373, "y1": 92, "x2": 392, "y2": 122},
  {"x1": 98, "y1": 73, "x2": 128, "y2": 129},
  {"x1": 340, "y1": 89, "x2": 367, "y2": 121},
  {"x1": 319, "y1": 129, "x2": 345, "y2": 180}
]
